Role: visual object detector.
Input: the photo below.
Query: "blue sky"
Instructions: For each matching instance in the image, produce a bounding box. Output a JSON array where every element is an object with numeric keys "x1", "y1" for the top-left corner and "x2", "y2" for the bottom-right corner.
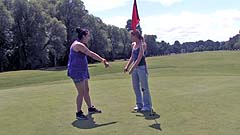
[{"x1": 82, "y1": 0, "x2": 240, "y2": 44}]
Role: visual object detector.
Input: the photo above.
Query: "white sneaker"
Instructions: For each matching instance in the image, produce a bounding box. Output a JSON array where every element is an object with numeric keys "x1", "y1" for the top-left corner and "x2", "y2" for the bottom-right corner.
[{"x1": 132, "y1": 106, "x2": 142, "y2": 112}]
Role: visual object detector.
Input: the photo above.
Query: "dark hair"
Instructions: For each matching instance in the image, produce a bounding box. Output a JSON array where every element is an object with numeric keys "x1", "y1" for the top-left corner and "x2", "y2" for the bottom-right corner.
[
  {"x1": 76, "y1": 27, "x2": 89, "y2": 40},
  {"x1": 131, "y1": 30, "x2": 143, "y2": 40}
]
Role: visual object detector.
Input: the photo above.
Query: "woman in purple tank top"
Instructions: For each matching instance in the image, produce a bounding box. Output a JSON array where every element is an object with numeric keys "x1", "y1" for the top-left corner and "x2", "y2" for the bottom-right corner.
[{"x1": 67, "y1": 27, "x2": 110, "y2": 120}]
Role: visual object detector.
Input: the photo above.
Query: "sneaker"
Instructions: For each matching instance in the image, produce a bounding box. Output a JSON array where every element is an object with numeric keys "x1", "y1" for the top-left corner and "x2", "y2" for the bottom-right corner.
[
  {"x1": 140, "y1": 107, "x2": 151, "y2": 112},
  {"x1": 76, "y1": 111, "x2": 88, "y2": 120},
  {"x1": 88, "y1": 106, "x2": 102, "y2": 114},
  {"x1": 132, "y1": 106, "x2": 142, "y2": 112}
]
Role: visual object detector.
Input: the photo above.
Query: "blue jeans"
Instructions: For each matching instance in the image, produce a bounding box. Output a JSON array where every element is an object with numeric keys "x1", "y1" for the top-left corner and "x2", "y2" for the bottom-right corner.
[{"x1": 131, "y1": 65, "x2": 152, "y2": 109}]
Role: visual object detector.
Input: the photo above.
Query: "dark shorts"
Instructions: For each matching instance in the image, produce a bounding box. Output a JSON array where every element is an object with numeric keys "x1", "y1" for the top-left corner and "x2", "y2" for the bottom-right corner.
[
  {"x1": 72, "y1": 78, "x2": 87, "y2": 83},
  {"x1": 68, "y1": 69, "x2": 90, "y2": 83}
]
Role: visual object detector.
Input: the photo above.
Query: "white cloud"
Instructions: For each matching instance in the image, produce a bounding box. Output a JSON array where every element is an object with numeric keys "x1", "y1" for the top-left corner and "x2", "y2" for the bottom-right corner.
[
  {"x1": 101, "y1": 9, "x2": 240, "y2": 44},
  {"x1": 82, "y1": 0, "x2": 129, "y2": 13},
  {"x1": 143, "y1": 0, "x2": 182, "y2": 6},
  {"x1": 101, "y1": 16, "x2": 129, "y2": 28},
  {"x1": 81, "y1": 1, "x2": 240, "y2": 44},
  {"x1": 83, "y1": 0, "x2": 182, "y2": 13}
]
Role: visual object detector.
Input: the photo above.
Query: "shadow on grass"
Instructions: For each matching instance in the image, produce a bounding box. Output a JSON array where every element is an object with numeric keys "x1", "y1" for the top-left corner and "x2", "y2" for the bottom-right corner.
[
  {"x1": 72, "y1": 114, "x2": 117, "y2": 129},
  {"x1": 38, "y1": 65, "x2": 97, "y2": 71},
  {"x1": 149, "y1": 119, "x2": 162, "y2": 131},
  {"x1": 39, "y1": 66, "x2": 67, "y2": 71},
  {"x1": 135, "y1": 110, "x2": 162, "y2": 131},
  {"x1": 88, "y1": 65, "x2": 97, "y2": 68}
]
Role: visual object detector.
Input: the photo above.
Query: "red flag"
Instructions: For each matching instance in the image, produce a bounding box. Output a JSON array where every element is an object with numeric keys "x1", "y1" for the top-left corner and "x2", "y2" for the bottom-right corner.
[{"x1": 131, "y1": 0, "x2": 140, "y2": 31}]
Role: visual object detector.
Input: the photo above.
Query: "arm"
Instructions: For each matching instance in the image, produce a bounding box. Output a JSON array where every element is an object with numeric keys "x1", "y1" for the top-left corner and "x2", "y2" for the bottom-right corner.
[
  {"x1": 73, "y1": 43, "x2": 109, "y2": 67},
  {"x1": 124, "y1": 42, "x2": 135, "y2": 73},
  {"x1": 124, "y1": 55, "x2": 133, "y2": 73}
]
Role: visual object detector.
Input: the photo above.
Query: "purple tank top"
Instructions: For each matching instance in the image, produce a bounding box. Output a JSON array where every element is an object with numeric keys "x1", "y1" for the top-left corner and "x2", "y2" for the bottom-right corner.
[{"x1": 67, "y1": 44, "x2": 90, "y2": 79}]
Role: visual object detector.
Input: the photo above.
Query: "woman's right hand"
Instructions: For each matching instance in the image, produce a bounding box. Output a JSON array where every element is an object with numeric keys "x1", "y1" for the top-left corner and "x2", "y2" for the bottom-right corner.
[
  {"x1": 124, "y1": 66, "x2": 128, "y2": 73},
  {"x1": 102, "y1": 59, "x2": 110, "y2": 68}
]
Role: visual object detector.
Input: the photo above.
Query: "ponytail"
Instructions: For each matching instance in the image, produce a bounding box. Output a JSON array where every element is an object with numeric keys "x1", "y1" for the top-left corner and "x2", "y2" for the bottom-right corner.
[{"x1": 76, "y1": 27, "x2": 89, "y2": 40}]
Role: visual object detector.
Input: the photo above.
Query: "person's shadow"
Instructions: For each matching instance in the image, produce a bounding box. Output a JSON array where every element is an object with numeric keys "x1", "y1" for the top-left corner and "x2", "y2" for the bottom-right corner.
[
  {"x1": 72, "y1": 114, "x2": 117, "y2": 129},
  {"x1": 135, "y1": 110, "x2": 162, "y2": 131}
]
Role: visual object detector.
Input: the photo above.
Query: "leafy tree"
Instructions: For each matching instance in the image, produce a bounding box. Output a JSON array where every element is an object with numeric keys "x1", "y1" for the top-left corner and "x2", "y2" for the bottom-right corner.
[
  {"x1": 83, "y1": 15, "x2": 110, "y2": 62},
  {"x1": 119, "y1": 28, "x2": 131, "y2": 60},
  {"x1": 232, "y1": 34, "x2": 240, "y2": 50},
  {"x1": 9, "y1": 0, "x2": 66, "y2": 69},
  {"x1": 56, "y1": 0, "x2": 88, "y2": 64},
  {"x1": 224, "y1": 34, "x2": 240, "y2": 50},
  {"x1": 0, "y1": 0, "x2": 239, "y2": 72},
  {"x1": 44, "y1": 17, "x2": 67, "y2": 67},
  {"x1": 125, "y1": 19, "x2": 132, "y2": 31},
  {"x1": 158, "y1": 41, "x2": 170, "y2": 55},
  {"x1": 107, "y1": 25, "x2": 121, "y2": 60},
  {"x1": 0, "y1": 1, "x2": 13, "y2": 71},
  {"x1": 36, "y1": 0, "x2": 67, "y2": 66},
  {"x1": 172, "y1": 40, "x2": 181, "y2": 54},
  {"x1": 11, "y1": 0, "x2": 47, "y2": 69},
  {"x1": 144, "y1": 35, "x2": 157, "y2": 56}
]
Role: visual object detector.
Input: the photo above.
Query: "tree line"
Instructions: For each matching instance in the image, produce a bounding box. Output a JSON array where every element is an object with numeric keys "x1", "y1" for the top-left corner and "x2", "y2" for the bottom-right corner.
[{"x1": 0, "y1": 0, "x2": 239, "y2": 72}]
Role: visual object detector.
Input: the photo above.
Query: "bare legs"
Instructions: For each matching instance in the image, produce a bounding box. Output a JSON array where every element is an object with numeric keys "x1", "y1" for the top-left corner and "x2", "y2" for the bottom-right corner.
[
  {"x1": 83, "y1": 80, "x2": 91, "y2": 108},
  {"x1": 74, "y1": 80, "x2": 92, "y2": 112}
]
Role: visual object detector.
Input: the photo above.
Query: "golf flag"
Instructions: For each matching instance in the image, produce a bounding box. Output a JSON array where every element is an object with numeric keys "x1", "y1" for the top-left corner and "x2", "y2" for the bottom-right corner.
[{"x1": 131, "y1": 0, "x2": 140, "y2": 31}]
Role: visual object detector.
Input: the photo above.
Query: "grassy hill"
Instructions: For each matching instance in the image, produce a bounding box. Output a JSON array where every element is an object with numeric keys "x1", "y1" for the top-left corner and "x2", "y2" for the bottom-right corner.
[{"x1": 0, "y1": 51, "x2": 240, "y2": 135}]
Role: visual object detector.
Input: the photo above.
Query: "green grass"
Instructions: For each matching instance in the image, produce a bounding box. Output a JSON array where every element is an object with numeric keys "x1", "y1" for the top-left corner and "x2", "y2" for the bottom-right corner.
[{"x1": 0, "y1": 51, "x2": 240, "y2": 135}]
